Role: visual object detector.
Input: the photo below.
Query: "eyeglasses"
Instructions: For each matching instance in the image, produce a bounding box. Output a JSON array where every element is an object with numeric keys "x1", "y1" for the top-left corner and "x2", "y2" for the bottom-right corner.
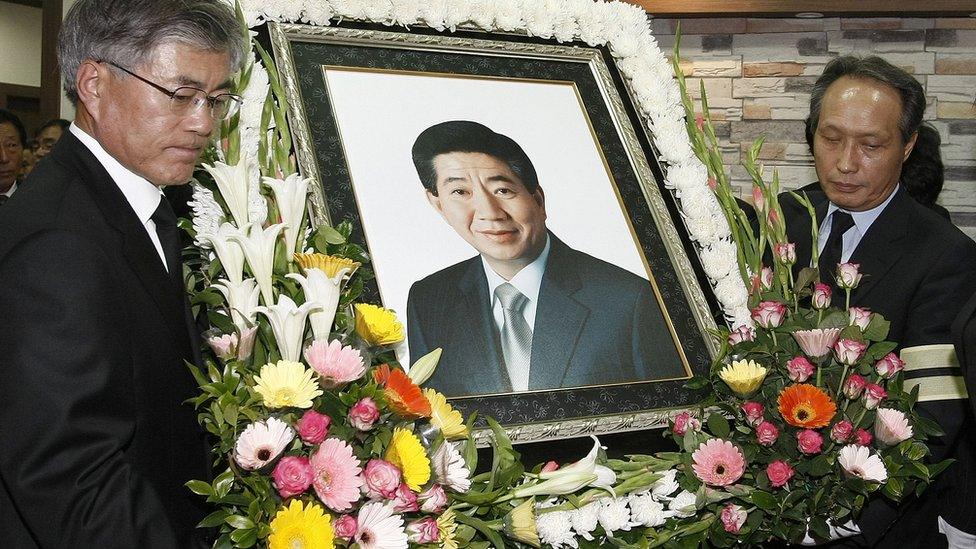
[{"x1": 106, "y1": 61, "x2": 242, "y2": 121}]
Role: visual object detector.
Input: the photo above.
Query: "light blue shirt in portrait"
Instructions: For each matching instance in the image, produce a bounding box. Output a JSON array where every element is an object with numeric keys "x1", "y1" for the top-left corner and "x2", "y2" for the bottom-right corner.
[{"x1": 816, "y1": 184, "x2": 900, "y2": 264}]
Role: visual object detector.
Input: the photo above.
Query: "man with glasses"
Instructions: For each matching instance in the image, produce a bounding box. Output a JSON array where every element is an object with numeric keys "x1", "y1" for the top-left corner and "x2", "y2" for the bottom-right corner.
[
  {"x1": 32, "y1": 118, "x2": 71, "y2": 164},
  {"x1": 0, "y1": 0, "x2": 243, "y2": 547}
]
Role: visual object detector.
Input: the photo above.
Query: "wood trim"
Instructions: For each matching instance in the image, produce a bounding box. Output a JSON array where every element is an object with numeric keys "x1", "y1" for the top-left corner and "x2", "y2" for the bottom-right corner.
[
  {"x1": 625, "y1": 0, "x2": 976, "y2": 17},
  {"x1": 39, "y1": 0, "x2": 63, "y2": 123}
]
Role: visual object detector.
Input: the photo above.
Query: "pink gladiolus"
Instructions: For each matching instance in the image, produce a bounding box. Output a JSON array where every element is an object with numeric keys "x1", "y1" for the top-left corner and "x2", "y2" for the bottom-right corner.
[
  {"x1": 363, "y1": 459, "x2": 402, "y2": 500},
  {"x1": 831, "y1": 420, "x2": 854, "y2": 443},
  {"x1": 834, "y1": 338, "x2": 867, "y2": 365},
  {"x1": 333, "y1": 515, "x2": 358, "y2": 540},
  {"x1": 767, "y1": 208, "x2": 781, "y2": 231},
  {"x1": 392, "y1": 482, "x2": 419, "y2": 513},
  {"x1": 296, "y1": 410, "x2": 331, "y2": 445},
  {"x1": 707, "y1": 177, "x2": 717, "y2": 190},
  {"x1": 695, "y1": 113, "x2": 705, "y2": 131},
  {"x1": 797, "y1": 429, "x2": 824, "y2": 455},
  {"x1": 272, "y1": 456, "x2": 315, "y2": 499},
  {"x1": 349, "y1": 397, "x2": 380, "y2": 431},
  {"x1": 875, "y1": 353, "x2": 905, "y2": 379},
  {"x1": 863, "y1": 383, "x2": 886, "y2": 409},
  {"x1": 418, "y1": 484, "x2": 448, "y2": 513},
  {"x1": 854, "y1": 428, "x2": 873, "y2": 446},
  {"x1": 844, "y1": 374, "x2": 867, "y2": 399},
  {"x1": 310, "y1": 438, "x2": 364, "y2": 512},
  {"x1": 721, "y1": 504, "x2": 748, "y2": 534},
  {"x1": 752, "y1": 301, "x2": 787, "y2": 329},
  {"x1": 691, "y1": 439, "x2": 746, "y2": 486},
  {"x1": 540, "y1": 461, "x2": 560, "y2": 473},
  {"x1": 673, "y1": 412, "x2": 701, "y2": 436},
  {"x1": 812, "y1": 283, "x2": 832, "y2": 310},
  {"x1": 236, "y1": 326, "x2": 258, "y2": 361},
  {"x1": 760, "y1": 266, "x2": 775, "y2": 291},
  {"x1": 775, "y1": 243, "x2": 797, "y2": 266},
  {"x1": 756, "y1": 421, "x2": 779, "y2": 446},
  {"x1": 741, "y1": 401, "x2": 765, "y2": 426},
  {"x1": 874, "y1": 408, "x2": 914, "y2": 447},
  {"x1": 728, "y1": 325, "x2": 756, "y2": 345},
  {"x1": 836, "y1": 262, "x2": 863, "y2": 289},
  {"x1": 786, "y1": 356, "x2": 816, "y2": 383},
  {"x1": 752, "y1": 185, "x2": 765, "y2": 213},
  {"x1": 407, "y1": 517, "x2": 441, "y2": 544},
  {"x1": 304, "y1": 339, "x2": 366, "y2": 388},
  {"x1": 793, "y1": 328, "x2": 842, "y2": 358},
  {"x1": 767, "y1": 460, "x2": 795, "y2": 488},
  {"x1": 849, "y1": 307, "x2": 872, "y2": 330}
]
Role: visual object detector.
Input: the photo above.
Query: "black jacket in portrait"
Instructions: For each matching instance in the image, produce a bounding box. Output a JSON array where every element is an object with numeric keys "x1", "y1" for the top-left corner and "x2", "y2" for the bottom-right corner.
[{"x1": 0, "y1": 131, "x2": 211, "y2": 548}]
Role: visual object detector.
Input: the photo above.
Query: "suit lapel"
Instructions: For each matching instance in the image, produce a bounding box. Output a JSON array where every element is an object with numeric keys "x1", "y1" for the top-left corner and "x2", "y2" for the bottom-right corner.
[
  {"x1": 848, "y1": 189, "x2": 910, "y2": 307},
  {"x1": 456, "y1": 258, "x2": 510, "y2": 393}
]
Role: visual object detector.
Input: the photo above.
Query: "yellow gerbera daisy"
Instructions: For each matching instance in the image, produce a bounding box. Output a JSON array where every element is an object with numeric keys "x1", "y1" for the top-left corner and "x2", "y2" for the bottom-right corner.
[
  {"x1": 354, "y1": 303, "x2": 404, "y2": 346},
  {"x1": 254, "y1": 360, "x2": 323, "y2": 409},
  {"x1": 423, "y1": 388, "x2": 468, "y2": 440},
  {"x1": 294, "y1": 252, "x2": 360, "y2": 278},
  {"x1": 386, "y1": 427, "x2": 431, "y2": 491},
  {"x1": 268, "y1": 499, "x2": 334, "y2": 549},
  {"x1": 438, "y1": 509, "x2": 459, "y2": 549},
  {"x1": 718, "y1": 359, "x2": 768, "y2": 397}
]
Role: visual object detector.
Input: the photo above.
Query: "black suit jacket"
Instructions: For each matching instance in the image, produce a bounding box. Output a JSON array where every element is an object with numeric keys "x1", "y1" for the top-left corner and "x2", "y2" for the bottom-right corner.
[
  {"x1": 0, "y1": 132, "x2": 210, "y2": 547},
  {"x1": 782, "y1": 186, "x2": 976, "y2": 547},
  {"x1": 406, "y1": 234, "x2": 685, "y2": 396}
]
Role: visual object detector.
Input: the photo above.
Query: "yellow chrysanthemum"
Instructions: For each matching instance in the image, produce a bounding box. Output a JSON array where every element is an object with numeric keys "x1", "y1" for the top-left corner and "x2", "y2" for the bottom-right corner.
[
  {"x1": 423, "y1": 388, "x2": 468, "y2": 440},
  {"x1": 254, "y1": 360, "x2": 323, "y2": 409},
  {"x1": 386, "y1": 427, "x2": 431, "y2": 491},
  {"x1": 354, "y1": 303, "x2": 404, "y2": 346},
  {"x1": 438, "y1": 509, "x2": 459, "y2": 549},
  {"x1": 268, "y1": 499, "x2": 334, "y2": 549},
  {"x1": 718, "y1": 359, "x2": 768, "y2": 397},
  {"x1": 294, "y1": 252, "x2": 360, "y2": 278}
]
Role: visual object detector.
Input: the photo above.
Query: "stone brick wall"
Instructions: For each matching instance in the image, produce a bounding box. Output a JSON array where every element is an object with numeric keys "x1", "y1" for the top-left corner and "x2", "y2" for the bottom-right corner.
[{"x1": 650, "y1": 17, "x2": 976, "y2": 239}]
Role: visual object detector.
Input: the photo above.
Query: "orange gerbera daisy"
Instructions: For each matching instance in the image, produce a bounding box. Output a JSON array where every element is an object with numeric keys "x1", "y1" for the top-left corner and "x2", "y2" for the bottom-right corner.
[
  {"x1": 374, "y1": 364, "x2": 431, "y2": 419},
  {"x1": 778, "y1": 383, "x2": 837, "y2": 428}
]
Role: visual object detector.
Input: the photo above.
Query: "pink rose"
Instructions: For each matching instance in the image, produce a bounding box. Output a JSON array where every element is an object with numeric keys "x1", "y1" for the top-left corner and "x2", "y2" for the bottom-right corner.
[
  {"x1": 863, "y1": 383, "x2": 886, "y2": 409},
  {"x1": 673, "y1": 412, "x2": 701, "y2": 436},
  {"x1": 296, "y1": 410, "x2": 331, "y2": 445},
  {"x1": 407, "y1": 517, "x2": 440, "y2": 544},
  {"x1": 752, "y1": 185, "x2": 765, "y2": 214},
  {"x1": 843, "y1": 374, "x2": 867, "y2": 399},
  {"x1": 751, "y1": 301, "x2": 787, "y2": 329},
  {"x1": 797, "y1": 429, "x2": 824, "y2": 454},
  {"x1": 831, "y1": 420, "x2": 854, "y2": 443},
  {"x1": 419, "y1": 484, "x2": 448, "y2": 513},
  {"x1": 392, "y1": 482, "x2": 419, "y2": 513},
  {"x1": 834, "y1": 338, "x2": 867, "y2": 366},
  {"x1": 775, "y1": 243, "x2": 797, "y2": 266},
  {"x1": 741, "y1": 401, "x2": 765, "y2": 426},
  {"x1": 854, "y1": 428, "x2": 873, "y2": 446},
  {"x1": 756, "y1": 421, "x2": 779, "y2": 446},
  {"x1": 786, "y1": 356, "x2": 816, "y2": 383},
  {"x1": 721, "y1": 503, "x2": 748, "y2": 534},
  {"x1": 271, "y1": 456, "x2": 314, "y2": 499},
  {"x1": 875, "y1": 353, "x2": 905, "y2": 379},
  {"x1": 849, "y1": 307, "x2": 872, "y2": 331},
  {"x1": 812, "y1": 283, "x2": 832, "y2": 310},
  {"x1": 363, "y1": 459, "x2": 402, "y2": 500},
  {"x1": 728, "y1": 325, "x2": 756, "y2": 345},
  {"x1": 349, "y1": 397, "x2": 380, "y2": 431},
  {"x1": 767, "y1": 460, "x2": 795, "y2": 488},
  {"x1": 836, "y1": 262, "x2": 862, "y2": 290},
  {"x1": 333, "y1": 515, "x2": 358, "y2": 540}
]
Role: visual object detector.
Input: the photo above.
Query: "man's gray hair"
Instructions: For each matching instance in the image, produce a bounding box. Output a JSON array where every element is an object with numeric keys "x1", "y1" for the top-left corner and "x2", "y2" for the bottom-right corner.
[{"x1": 58, "y1": 0, "x2": 246, "y2": 105}]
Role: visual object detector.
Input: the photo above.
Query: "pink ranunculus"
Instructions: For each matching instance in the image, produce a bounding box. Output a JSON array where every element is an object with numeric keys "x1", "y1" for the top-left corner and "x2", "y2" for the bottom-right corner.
[
  {"x1": 363, "y1": 459, "x2": 402, "y2": 500},
  {"x1": 756, "y1": 421, "x2": 779, "y2": 446},
  {"x1": 728, "y1": 325, "x2": 756, "y2": 345},
  {"x1": 875, "y1": 353, "x2": 906, "y2": 379},
  {"x1": 849, "y1": 307, "x2": 872, "y2": 331},
  {"x1": 786, "y1": 356, "x2": 816, "y2": 383},
  {"x1": 673, "y1": 412, "x2": 701, "y2": 436},
  {"x1": 797, "y1": 429, "x2": 824, "y2": 454},
  {"x1": 752, "y1": 185, "x2": 765, "y2": 214},
  {"x1": 271, "y1": 456, "x2": 314, "y2": 499},
  {"x1": 296, "y1": 409, "x2": 331, "y2": 445},
  {"x1": 812, "y1": 283, "x2": 832, "y2": 310},
  {"x1": 831, "y1": 420, "x2": 854, "y2": 443},
  {"x1": 333, "y1": 515, "x2": 358, "y2": 541},
  {"x1": 793, "y1": 328, "x2": 842, "y2": 358},
  {"x1": 767, "y1": 460, "x2": 795, "y2": 488},
  {"x1": 874, "y1": 408, "x2": 914, "y2": 447},
  {"x1": 721, "y1": 503, "x2": 748, "y2": 534},
  {"x1": 775, "y1": 242, "x2": 797, "y2": 266},
  {"x1": 349, "y1": 397, "x2": 380, "y2": 431},
  {"x1": 752, "y1": 301, "x2": 787, "y2": 329},
  {"x1": 206, "y1": 332, "x2": 238, "y2": 360},
  {"x1": 418, "y1": 484, "x2": 448, "y2": 513},
  {"x1": 836, "y1": 262, "x2": 863, "y2": 290},
  {"x1": 741, "y1": 401, "x2": 765, "y2": 426},
  {"x1": 391, "y1": 482, "x2": 419, "y2": 513},
  {"x1": 407, "y1": 516, "x2": 441, "y2": 544},
  {"x1": 540, "y1": 461, "x2": 560, "y2": 473},
  {"x1": 834, "y1": 338, "x2": 867, "y2": 366},
  {"x1": 760, "y1": 266, "x2": 775, "y2": 291},
  {"x1": 844, "y1": 374, "x2": 867, "y2": 399},
  {"x1": 853, "y1": 428, "x2": 873, "y2": 447},
  {"x1": 236, "y1": 326, "x2": 258, "y2": 361},
  {"x1": 863, "y1": 383, "x2": 887, "y2": 410}
]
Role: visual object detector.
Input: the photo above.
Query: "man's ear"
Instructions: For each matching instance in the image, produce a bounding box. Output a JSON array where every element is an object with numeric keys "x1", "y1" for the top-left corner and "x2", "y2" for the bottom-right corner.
[
  {"x1": 902, "y1": 130, "x2": 919, "y2": 162},
  {"x1": 75, "y1": 60, "x2": 105, "y2": 120},
  {"x1": 425, "y1": 189, "x2": 443, "y2": 215}
]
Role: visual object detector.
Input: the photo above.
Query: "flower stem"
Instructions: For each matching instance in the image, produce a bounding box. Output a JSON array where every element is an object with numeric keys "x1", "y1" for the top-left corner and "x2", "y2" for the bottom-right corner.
[{"x1": 837, "y1": 364, "x2": 850, "y2": 397}]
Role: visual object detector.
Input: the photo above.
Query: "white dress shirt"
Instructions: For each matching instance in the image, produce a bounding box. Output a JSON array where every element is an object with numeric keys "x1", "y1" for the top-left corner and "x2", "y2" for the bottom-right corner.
[
  {"x1": 816, "y1": 184, "x2": 900, "y2": 263},
  {"x1": 482, "y1": 235, "x2": 552, "y2": 335},
  {"x1": 2, "y1": 181, "x2": 17, "y2": 199}
]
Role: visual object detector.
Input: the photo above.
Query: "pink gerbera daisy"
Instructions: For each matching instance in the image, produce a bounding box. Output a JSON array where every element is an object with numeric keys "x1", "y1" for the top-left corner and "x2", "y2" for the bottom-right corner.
[
  {"x1": 310, "y1": 438, "x2": 365, "y2": 512},
  {"x1": 304, "y1": 339, "x2": 366, "y2": 388},
  {"x1": 356, "y1": 501, "x2": 408, "y2": 549},
  {"x1": 691, "y1": 439, "x2": 746, "y2": 486}
]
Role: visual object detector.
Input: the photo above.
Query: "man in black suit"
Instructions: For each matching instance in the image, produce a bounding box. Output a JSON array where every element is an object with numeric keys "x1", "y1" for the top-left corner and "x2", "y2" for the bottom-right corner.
[
  {"x1": 406, "y1": 120, "x2": 685, "y2": 397},
  {"x1": 780, "y1": 56, "x2": 976, "y2": 547},
  {"x1": 0, "y1": 1, "x2": 243, "y2": 546}
]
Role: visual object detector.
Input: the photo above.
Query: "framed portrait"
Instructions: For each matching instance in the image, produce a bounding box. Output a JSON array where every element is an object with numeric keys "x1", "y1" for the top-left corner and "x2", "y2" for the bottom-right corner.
[{"x1": 266, "y1": 21, "x2": 721, "y2": 444}]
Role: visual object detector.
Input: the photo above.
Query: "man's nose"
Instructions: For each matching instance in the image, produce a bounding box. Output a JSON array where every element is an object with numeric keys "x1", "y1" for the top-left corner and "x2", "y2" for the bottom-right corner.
[
  {"x1": 836, "y1": 141, "x2": 858, "y2": 173},
  {"x1": 472, "y1": 189, "x2": 505, "y2": 219},
  {"x1": 184, "y1": 104, "x2": 217, "y2": 137}
]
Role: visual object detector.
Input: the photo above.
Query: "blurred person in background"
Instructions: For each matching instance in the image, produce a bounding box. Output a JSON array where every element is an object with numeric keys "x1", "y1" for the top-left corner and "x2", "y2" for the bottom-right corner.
[{"x1": 0, "y1": 109, "x2": 27, "y2": 204}]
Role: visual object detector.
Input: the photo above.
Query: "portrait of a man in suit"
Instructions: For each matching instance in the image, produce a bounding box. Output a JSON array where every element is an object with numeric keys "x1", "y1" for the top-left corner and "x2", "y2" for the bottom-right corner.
[{"x1": 406, "y1": 120, "x2": 686, "y2": 397}]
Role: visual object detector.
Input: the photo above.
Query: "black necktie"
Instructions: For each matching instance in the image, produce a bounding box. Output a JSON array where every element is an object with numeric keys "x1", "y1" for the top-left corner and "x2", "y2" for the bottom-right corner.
[
  {"x1": 151, "y1": 197, "x2": 181, "y2": 285},
  {"x1": 820, "y1": 211, "x2": 855, "y2": 280}
]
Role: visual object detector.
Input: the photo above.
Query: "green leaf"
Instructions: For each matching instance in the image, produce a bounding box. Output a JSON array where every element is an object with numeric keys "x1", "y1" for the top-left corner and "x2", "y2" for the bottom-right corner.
[
  {"x1": 197, "y1": 510, "x2": 229, "y2": 528},
  {"x1": 229, "y1": 528, "x2": 257, "y2": 547},
  {"x1": 452, "y1": 511, "x2": 506, "y2": 549},
  {"x1": 185, "y1": 480, "x2": 214, "y2": 497},
  {"x1": 317, "y1": 225, "x2": 346, "y2": 245},
  {"x1": 684, "y1": 376, "x2": 710, "y2": 390},
  {"x1": 808, "y1": 454, "x2": 833, "y2": 477},
  {"x1": 225, "y1": 514, "x2": 255, "y2": 530},
  {"x1": 707, "y1": 413, "x2": 731, "y2": 439},
  {"x1": 863, "y1": 315, "x2": 891, "y2": 342},
  {"x1": 750, "y1": 490, "x2": 779, "y2": 510},
  {"x1": 809, "y1": 517, "x2": 830, "y2": 541}
]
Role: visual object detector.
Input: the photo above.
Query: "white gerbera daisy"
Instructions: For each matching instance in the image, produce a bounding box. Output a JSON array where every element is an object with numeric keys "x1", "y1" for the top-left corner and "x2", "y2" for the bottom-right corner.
[
  {"x1": 355, "y1": 501, "x2": 408, "y2": 549},
  {"x1": 431, "y1": 441, "x2": 471, "y2": 493},
  {"x1": 233, "y1": 417, "x2": 294, "y2": 470},
  {"x1": 838, "y1": 445, "x2": 888, "y2": 483}
]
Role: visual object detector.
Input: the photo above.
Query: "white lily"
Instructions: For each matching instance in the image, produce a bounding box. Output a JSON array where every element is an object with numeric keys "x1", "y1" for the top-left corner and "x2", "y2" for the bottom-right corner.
[
  {"x1": 285, "y1": 266, "x2": 347, "y2": 340},
  {"x1": 212, "y1": 277, "x2": 261, "y2": 333},
  {"x1": 200, "y1": 222, "x2": 247, "y2": 286},
  {"x1": 254, "y1": 294, "x2": 320, "y2": 362},
  {"x1": 263, "y1": 174, "x2": 310, "y2": 260},
  {"x1": 539, "y1": 435, "x2": 617, "y2": 494},
  {"x1": 203, "y1": 158, "x2": 255, "y2": 229},
  {"x1": 227, "y1": 222, "x2": 286, "y2": 305}
]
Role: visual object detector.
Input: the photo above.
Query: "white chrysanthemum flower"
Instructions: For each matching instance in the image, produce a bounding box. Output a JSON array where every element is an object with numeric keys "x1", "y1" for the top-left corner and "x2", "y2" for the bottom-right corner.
[
  {"x1": 390, "y1": 0, "x2": 422, "y2": 26},
  {"x1": 701, "y1": 239, "x2": 740, "y2": 282},
  {"x1": 492, "y1": 0, "x2": 523, "y2": 31},
  {"x1": 239, "y1": 57, "x2": 270, "y2": 134},
  {"x1": 262, "y1": 0, "x2": 303, "y2": 22},
  {"x1": 629, "y1": 491, "x2": 671, "y2": 527},
  {"x1": 652, "y1": 121, "x2": 697, "y2": 166},
  {"x1": 302, "y1": 0, "x2": 335, "y2": 25},
  {"x1": 576, "y1": 0, "x2": 613, "y2": 46},
  {"x1": 729, "y1": 310, "x2": 755, "y2": 330},
  {"x1": 714, "y1": 275, "x2": 749, "y2": 310},
  {"x1": 537, "y1": 509, "x2": 578, "y2": 548},
  {"x1": 598, "y1": 497, "x2": 636, "y2": 537},
  {"x1": 839, "y1": 445, "x2": 888, "y2": 483},
  {"x1": 331, "y1": 0, "x2": 366, "y2": 20},
  {"x1": 523, "y1": 0, "x2": 556, "y2": 38},
  {"x1": 465, "y1": 0, "x2": 496, "y2": 29},
  {"x1": 238, "y1": 0, "x2": 265, "y2": 27},
  {"x1": 417, "y1": 0, "x2": 450, "y2": 30},
  {"x1": 650, "y1": 469, "x2": 680, "y2": 501},
  {"x1": 361, "y1": 0, "x2": 393, "y2": 22},
  {"x1": 548, "y1": 0, "x2": 579, "y2": 43},
  {"x1": 678, "y1": 184, "x2": 721, "y2": 221},
  {"x1": 668, "y1": 490, "x2": 698, "y2": 518},
  {"x1": 188, "y1": 182, "x2": 223, "y2": 247},
  {"x1": 355, "y1": 501, "x2": 408, "y2": 549},
  {"x1": 569, "y1": 501, "x2": 600, "y2": 540},
  {"x1": 431, "y1": 441, "x2": 471, "y2": 493},
  {"x1": 664, "y1": 161, "x2": 709, "y2": 193},
  {"x1": 234, "y1": 416, "x2": 294, "y2": 470}
]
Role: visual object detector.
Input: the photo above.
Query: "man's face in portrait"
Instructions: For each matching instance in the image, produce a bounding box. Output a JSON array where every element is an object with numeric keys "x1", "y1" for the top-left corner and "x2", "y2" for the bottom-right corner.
[
  {"x1": 88, "y1": 42, "x2": 231, "y2": 186},
  {"x1": 427, "y1": 151, "x2": 548, "y2": 277},
  {"x1": 813, "y1": 75, "x2": 917, "y2": 212}
]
